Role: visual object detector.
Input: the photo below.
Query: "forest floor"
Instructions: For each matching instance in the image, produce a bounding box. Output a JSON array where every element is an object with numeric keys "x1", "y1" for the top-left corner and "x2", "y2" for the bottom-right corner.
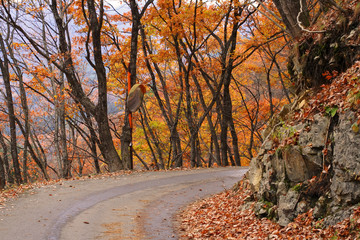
[{"x1": 179, "y1": 179, "x2": 360, "y2": 240}]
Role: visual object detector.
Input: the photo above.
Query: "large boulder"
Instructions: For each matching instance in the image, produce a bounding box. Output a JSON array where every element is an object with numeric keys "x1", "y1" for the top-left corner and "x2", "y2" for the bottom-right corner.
[{"x1": 283, "y1": 146, "x2": 309, "y2": 182}]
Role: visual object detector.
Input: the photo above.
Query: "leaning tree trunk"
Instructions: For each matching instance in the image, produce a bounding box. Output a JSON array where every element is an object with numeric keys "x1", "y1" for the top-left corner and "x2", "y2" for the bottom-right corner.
[
  {"x1": 140, "y1": 26, "x2": 184, "y2": 169},
  {"x1": 0, "y1": 33, "x2": 22, "y2": 184},
  {"x1": 272, "y1": 0, "x2": 309, "y2": 39},
  {"x1": 273, "y1": 0, "x2": 310, "y2": 91},
  {"x1": 7, "y1": 40, "x2": 32, "y2": 182},
  {"x1": 82, "y1": 110, "x2": 101, "y2": 173}
]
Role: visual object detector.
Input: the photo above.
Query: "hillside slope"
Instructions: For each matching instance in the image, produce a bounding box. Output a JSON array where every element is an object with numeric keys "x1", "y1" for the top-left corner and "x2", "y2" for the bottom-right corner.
[
  {"x1": 180, "y1": 2, "x2": 360, "y2": 238},
  {"x1": 248, "y1": 1, "x2": 360, "y2": 226},
  {"x1": 249, "y1": 61, "x2": 360, "y2": 226}
]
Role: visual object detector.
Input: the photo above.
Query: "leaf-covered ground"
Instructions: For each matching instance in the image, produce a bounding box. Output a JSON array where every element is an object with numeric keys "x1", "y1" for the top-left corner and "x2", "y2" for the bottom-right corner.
[
  {"x1": 179, "y1": 62, "x2": 360, "y2": 239},
  {"x1": 292, "y1": 61, "x2": 360, "y2": 124},
  {"x1": 179, "y1": 180, "x2": 360, "y2": 240}
]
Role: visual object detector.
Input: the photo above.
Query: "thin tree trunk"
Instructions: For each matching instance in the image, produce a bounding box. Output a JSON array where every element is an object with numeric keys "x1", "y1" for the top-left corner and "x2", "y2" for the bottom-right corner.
[
  {"x1": 59, "y1": 77, "x2": 71, "y2": 178},
  {"x1": 192, "y1": 74, "x2": 221, "y2": 166},
  {"x1": 0, "y1": 131, "x2": 13, "y2": 184},
  {"x1": 19, "y1": 76, "x2": 30, "y2": 183},
  {"x1": 229, "y1": 116, "x2": 241, "y2": 166},
  {"x1": 0, "y1": 33, "x2": 22, "y2": 184},
  {"x1": 140, "y1": 106, "x2": 165, "y2": 169},
  {"x1": 86, "y1": 116, "x2": 101, "y2": 173},
  {"x1": 24, "y1": 128, "x2": 50, "y2": 180},
  {"x1": 140, "y1": 27, "x2": 184, "y2": 168},
  {"x1": 0, "y1": 155, "x2": 6, "y2": 189},
  {"x1": 139, "y1": 112, "x2": 159, "y2": 170},
  {"x1": 8, "y1": 46, "x2": 31, "y2": 183}
]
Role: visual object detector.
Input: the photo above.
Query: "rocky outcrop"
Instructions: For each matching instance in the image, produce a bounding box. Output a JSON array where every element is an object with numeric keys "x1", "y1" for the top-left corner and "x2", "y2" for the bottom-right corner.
[
  {"x1": 331, "y1": 111, "x2": 360, "y2": 206},
  {"x1": 247, "y1": 4, "x2": 360, "y2": 227},
  {"x1": 248, "y1": 103, "x2": 360, "y2": 226}
]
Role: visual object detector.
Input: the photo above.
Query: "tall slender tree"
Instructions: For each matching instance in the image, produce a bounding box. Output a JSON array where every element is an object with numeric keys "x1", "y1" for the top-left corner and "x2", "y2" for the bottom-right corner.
[{"x1": 0, "y1": 33, "x2": 22, "y2": 184}]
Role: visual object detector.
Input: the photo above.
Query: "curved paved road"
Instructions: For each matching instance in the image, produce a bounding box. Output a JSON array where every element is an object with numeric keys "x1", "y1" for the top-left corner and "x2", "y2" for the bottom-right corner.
[{"x1": 0, "y1": 167, "x2": 247, "y2": 239}]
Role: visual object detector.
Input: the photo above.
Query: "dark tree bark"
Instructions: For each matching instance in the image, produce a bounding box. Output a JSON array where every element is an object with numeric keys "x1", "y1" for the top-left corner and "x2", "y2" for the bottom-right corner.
[
  {"x1": 0, "y1": 131, "x2": 13, "y2": 184},
  {"x1": 14, "y1": 120, "x2": 50, "y2": 181},
  {"x1": 0, "y1": 0, "x2": 123, "y2": 172},
  {"x1": 139, "y1": 111, "x2": 159, "y2": 170},
  {"x1": 195, "y1": 68, "x2": 221, "y2": 166},
  {"x1": 273, "y1": 0, "x2": 309, "y2": 39},
  {"x1": 0, "y1": 33, "x2": 22, "y2": 184},
  {"x1": 120, "y1": 0, "x2": 141, "y2": 170},
  {"x1": 82, "y1": 112, "x2": 101, "y2": 174},
  {"x1": 86, "y1": 0, "x2": 123, "y2": 171},
  {"x1": 0, "y1": 154, "x2": 5, "y2": 189},
  {"x1": 121, "y1": 0, "x2": 153, "y2": 169},
  {"x1": 219, "y1": 6, "x2": 242, "y2": 167},
  {"x1": 192, "y1": 74, "x2": 221, "y2": 166},
  {"x1": 5, "y1": 35, "x2": 32, "y2": 182},
  {"x1": 220, "y1": 81, "x2": 231, "y2": 166},
  {"x1": 229, "y1": 116, "x2": 241, "y2": 166},
  {"x1": 18, "y1": 75, "x2": 30, "y2": 182}
]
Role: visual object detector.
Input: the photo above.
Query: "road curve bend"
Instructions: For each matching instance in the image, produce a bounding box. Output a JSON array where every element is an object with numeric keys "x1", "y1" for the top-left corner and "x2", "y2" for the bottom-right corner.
[{"x1": 0, "y1": 167, "x2": 247, "y2": 240}]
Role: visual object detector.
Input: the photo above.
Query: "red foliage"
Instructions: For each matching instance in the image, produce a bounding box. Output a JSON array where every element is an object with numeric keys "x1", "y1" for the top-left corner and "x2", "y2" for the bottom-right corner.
[
  {"x1": 180, "y1": 180, "x2": 360, "y2": 239},
  {"x1": 293, "y1": 61, "x2": 360, "y2": 123}
]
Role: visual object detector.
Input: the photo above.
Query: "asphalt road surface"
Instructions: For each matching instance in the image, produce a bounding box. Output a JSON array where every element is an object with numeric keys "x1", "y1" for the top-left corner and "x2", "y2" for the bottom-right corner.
[{"x1": 0, "y1": 167, "x2": 247, "y2": 240}]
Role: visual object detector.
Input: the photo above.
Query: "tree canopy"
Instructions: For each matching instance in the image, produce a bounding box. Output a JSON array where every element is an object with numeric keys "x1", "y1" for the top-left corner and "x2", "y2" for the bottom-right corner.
[{"x1": 0, "y1": 0, "x2": 353, "y2": 187}]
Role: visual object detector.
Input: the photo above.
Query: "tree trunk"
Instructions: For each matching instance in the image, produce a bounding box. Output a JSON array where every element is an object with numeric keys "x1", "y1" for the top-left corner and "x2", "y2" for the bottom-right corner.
[
  {"x1": 7, "y1": 41, "x2": 31, "y2": 183},
  {"x1": 0, "y1": 155, "x2": 5, "y2": 189},
  {"x1": 0, "y1": 131, "x2": 13, "y2": 184},
  {"x1": 184, "y1": 68, "x2": 197, "y2": 167},
  {"x1": 273, "y1": 0, "x2": 309, "y2": 39},
  {"x1": 220, "y1": 81, "x2": 231, "y2": 167},
  {"x1": 18, "y1": 73, "x2": 30, "y2": 183},
  {"x1": 121, "y1": 0, "x2": 141, "y2": 170},
  {"x1": 195, "y1": 68, "x2": 221, "y2": 166},
  {"x1": 27, "y1": 129, "x2": 50, "y2": 180},
  {"x1": 86, "y1": 0, "x2": 123, "y2": 171},
  {"x1": 139, "y1": 112, "x2": 159, "y2": 169},
  {"x1": 96, "y1": 112, "x2": 123, "y2": 171},
  {"x1": 140, "y1": 107, "x2": 165, "y2": 169},
  {"x1": 229, "y1": 116, "x2": 241, "y2": 166},
  {"x1": 140, "y1": 27, "x2": 184, "y2": 168},
  {"x1": 82, "y1": 111, "x2": 101, "y2": 173},
  {"x1": 59, "y1": 78, "x2": 71, "y2": 178},
  {"x1": 0, "y1": 33, "x2": 22, "y2": 184}
]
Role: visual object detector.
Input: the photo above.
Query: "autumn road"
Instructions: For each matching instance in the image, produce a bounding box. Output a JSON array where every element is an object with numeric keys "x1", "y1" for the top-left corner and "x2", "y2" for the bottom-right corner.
[{"x1": 0, "y1": 167, "x2": 247, "y2": 240}]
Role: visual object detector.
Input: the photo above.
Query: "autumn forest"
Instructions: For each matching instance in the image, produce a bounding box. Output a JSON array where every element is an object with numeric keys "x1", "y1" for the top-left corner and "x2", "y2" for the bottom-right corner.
[{"x1": 0, "y1": 0, "x2": 349, "y2": 188}]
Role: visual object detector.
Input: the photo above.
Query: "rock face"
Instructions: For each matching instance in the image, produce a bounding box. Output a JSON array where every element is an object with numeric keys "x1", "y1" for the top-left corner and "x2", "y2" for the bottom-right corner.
[
  {"x1": 331, "y1": 111, "x2": 360, "y2": 206},
  {"x1": 247, "y1": 5, "x2": 360, "y2": 227},
  {"x1": 248, "y1": 107, "x2": 360, "y2": 226}
]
